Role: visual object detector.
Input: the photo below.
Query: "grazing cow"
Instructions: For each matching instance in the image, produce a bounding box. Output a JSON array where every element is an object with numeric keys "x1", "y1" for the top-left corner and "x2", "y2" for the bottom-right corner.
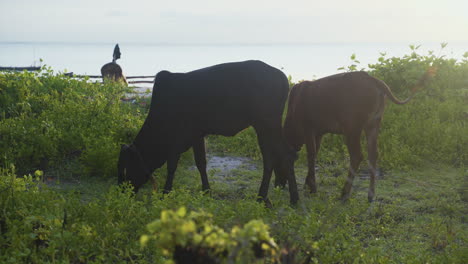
[
  {"x1": 118, "y1": 60, "x2": 299, "y2": 205},
  {"x1": 101, "y1": 44, "x2": 128, "y2": 85},
  {"x1": 284, "y1": 71, "x2": 418, "y2": 202}
]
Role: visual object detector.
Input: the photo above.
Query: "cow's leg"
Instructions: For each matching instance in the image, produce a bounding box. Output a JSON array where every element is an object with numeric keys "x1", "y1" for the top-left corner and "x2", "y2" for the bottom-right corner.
[
  {"x1": 315, "y1": 135, "x2": 322, "y2": 154},
  {"x1": 304, "y1": 134, "x2": 322, "y2": 193},
  {"x1": 163, "y1": 153, "x2": 181, "y2": 194},
  {"x1": 365, "y1": 122, "x2": 380, "y2": 202},
  {"x1": 304, "y1": 133, "x2": 317, "y2": 193},
  {"x1": 274, "y1": 167, "x2": 286, "y2": 188},
  {"x1": 254, "y1": 125, "x2": 275, "y2": 205},
  {"x1": 193, "y1": 137, "x2": 210, "y2": 192},
  {"x1": 255, "y1": 120, "x2": 299, "y2": 205},
  {"x1": 341, "y1": 132, "x2": 363, "y2": 201},
  {"x1": 285, "y1": 153, "x2": 299, "y2": 205},
  {"x1": 273, "y1": 145, "x2": 297, "y2": 189},
  {"x1": 273, "y1": 143, "x2": 292, "y2": 188}
]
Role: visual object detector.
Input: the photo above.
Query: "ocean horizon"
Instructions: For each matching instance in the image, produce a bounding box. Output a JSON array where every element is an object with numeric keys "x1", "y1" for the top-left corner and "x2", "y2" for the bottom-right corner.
[{"x1": 1, "y1": 41, "x2": 466, "y2": 84}]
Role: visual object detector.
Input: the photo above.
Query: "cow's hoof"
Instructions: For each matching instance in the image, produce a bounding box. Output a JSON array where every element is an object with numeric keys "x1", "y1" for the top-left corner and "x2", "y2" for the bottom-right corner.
[
  {"x1": 159, "y1": 189, "x2": 172, "y2": 200},
  {"x1": 289, "y1": 199, "x2": 299, "y2": 208},
  {"x1": 257, "y1": 197, "x2": 273, "y2": 209},
  {"x1": 340, "y1": 194, "x2": 350, "y2": 203},
  {"x1": 201, "y1": 188, "x2": 211, "y2": 196},
  {"x1": 304, "y1": 190, "x2": 317, "y2": 199},
  {"x1": 304, "y1": 184, "x2": 317, "y2": 194},
  {"x1": 274, "y1": 178, "x2": 288, "y2": 189},
  {"x1": 274, "y1": 182, "x2": 287, "y2": 189}
]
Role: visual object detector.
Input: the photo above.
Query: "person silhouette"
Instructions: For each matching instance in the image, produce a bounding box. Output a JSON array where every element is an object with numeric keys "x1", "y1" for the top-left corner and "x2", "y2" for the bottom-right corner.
[{"x1": 101, "y1": 44, "x2": 128, "y2": 85}]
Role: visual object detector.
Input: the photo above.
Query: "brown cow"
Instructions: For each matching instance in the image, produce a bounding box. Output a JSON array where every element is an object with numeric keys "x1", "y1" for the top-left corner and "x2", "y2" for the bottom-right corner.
[{"x1": 284, "y1": 71, "x2": 418, "y2": 202}]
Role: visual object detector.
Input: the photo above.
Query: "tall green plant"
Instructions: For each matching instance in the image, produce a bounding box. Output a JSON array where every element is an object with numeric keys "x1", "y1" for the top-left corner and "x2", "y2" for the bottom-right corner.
[
  {"x1": 0, "y1": 68, "x2": 145, "y2": 176},
  {"x1": 325, "y1": 44, "x2": 468, "y2": 169}
]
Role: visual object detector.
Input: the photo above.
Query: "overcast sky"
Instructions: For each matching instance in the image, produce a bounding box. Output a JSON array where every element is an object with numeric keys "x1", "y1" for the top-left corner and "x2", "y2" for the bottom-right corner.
[{"x1": 1, "y1": 0, "x2": 467, "y2": 44}]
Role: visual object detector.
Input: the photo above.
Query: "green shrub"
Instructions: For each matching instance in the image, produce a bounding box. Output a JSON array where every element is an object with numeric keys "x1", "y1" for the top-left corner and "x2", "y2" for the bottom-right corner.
[
  {"x1": 0, "y1": 68, "x2": 145, "y2": 176},
  {"x1": 292, "y1": 45, "x2": 468, "y2": 169},
  {"x1": 368, "y1": 45, "x2": 468, "y2": 168},
  {"x1": 141, "y1": 207, "x2": 279, "y2": 264}
]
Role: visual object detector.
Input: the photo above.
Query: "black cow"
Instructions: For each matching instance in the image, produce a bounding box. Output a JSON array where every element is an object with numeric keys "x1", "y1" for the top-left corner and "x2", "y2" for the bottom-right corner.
[{"x1": 117, "y1": 60, "x2": 299, "y2": 204}]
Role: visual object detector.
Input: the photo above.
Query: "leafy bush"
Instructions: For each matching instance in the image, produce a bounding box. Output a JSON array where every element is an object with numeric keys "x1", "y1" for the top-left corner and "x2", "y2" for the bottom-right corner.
[
  {"x1": 0, "y1": 167, "x2": 157, "y2": 263},
  {"x1": 367, "y1": 45, "x2": 467, "y2": 168},
  {"x1": 141, "y1": 207, "x2": 279, "y2": 264},
  {"x1": 0, "y1": 67, "x2": 145, "y2": 176},
  {"x1": 296, "y1": 45, "x2": 468, "y2": 169}
]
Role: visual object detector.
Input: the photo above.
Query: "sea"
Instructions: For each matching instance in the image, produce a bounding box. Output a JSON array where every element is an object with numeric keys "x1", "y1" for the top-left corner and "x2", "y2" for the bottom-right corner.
[{"x1": 1, "y1": 42, "x2": 466, "y2": 89}]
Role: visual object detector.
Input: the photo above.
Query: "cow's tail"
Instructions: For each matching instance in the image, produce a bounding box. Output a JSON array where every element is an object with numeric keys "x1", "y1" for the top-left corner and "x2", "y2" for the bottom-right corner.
[
  {"x1": 373, "y1": 78, "x2": 413, "y2": 105},
  {"x1": 373, "y1": 66, "x2": 436, "y2": 105}
]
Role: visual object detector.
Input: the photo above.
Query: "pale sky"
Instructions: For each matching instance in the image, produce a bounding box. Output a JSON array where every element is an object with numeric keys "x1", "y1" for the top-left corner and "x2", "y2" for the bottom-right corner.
[{"x1": 1, "y1": 0, "x2": 467, "y2": 44}]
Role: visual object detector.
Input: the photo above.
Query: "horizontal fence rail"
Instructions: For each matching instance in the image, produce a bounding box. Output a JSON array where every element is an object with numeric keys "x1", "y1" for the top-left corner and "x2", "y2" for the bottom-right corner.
[
  {"x1": 64, "y1": 72, "x2": 155, "y2": 89},
  {"x1": 126, "y1": 76, "x2": 155, "y2": 79},
  {"x1": 0, "y1": 66, "x2": 41, "y2": 71},
  {"x1": 128, "y1": 80, "x2": 154, "y2": 84},
  {"x1": 64, "y1": 73, "x2": 155, "y2": 79},
  {"x1": 0, "y1": 68, "x2": 154, "y2": 93}
]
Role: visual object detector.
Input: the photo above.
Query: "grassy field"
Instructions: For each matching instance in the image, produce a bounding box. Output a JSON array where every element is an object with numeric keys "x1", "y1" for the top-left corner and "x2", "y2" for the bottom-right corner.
[
  {"x1": 2, "y1": 152, "x2": 465, "y2": 263},
  {"x1": 1, "y1": 47, "x2": 467, "y2": 263}
]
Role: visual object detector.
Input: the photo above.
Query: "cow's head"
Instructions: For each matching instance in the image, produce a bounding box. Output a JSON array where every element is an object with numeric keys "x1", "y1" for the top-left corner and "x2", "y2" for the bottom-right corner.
[
  {"x1": 283, "y1": 119, "x2": 304, "y2": 153},
  {"x1": 117, "y1": 144, "x2": 151, "y2": 192},
  {"x1": 273, "y1": 138, "x2": 299, "y2": 188}
]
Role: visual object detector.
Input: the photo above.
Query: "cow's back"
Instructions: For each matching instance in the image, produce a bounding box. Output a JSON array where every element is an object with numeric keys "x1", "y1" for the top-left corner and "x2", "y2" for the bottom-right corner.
[
  {"x1": 149, "y1": 60, "x2": 289, "y2": 136},
  {"x1": 291, "y1": 72, "x2": 383, "y2": 134}
]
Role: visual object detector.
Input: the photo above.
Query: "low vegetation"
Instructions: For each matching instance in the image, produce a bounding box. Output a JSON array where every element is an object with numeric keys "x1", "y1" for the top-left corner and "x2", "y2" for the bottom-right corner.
[{"x1": 1, "y1": 45, "x2": 467, "y2": 263}]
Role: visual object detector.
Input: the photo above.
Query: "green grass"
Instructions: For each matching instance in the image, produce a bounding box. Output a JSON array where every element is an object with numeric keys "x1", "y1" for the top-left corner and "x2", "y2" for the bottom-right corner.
[
  {"x1": 4, "y1": 155, "x2": 463, "y2": 263},
  {"x1": 148, "y1": 162, "x2": 468, "y2": 263}
]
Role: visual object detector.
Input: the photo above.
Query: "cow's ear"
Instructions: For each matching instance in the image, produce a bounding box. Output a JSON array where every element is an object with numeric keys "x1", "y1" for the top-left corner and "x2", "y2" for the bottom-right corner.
[
  {"x1": 128, "y1": 144, "x2": 138, "y2": 152},
  {"x1": 154, "y1": 70, "x2": 171, "y2": 86}
]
